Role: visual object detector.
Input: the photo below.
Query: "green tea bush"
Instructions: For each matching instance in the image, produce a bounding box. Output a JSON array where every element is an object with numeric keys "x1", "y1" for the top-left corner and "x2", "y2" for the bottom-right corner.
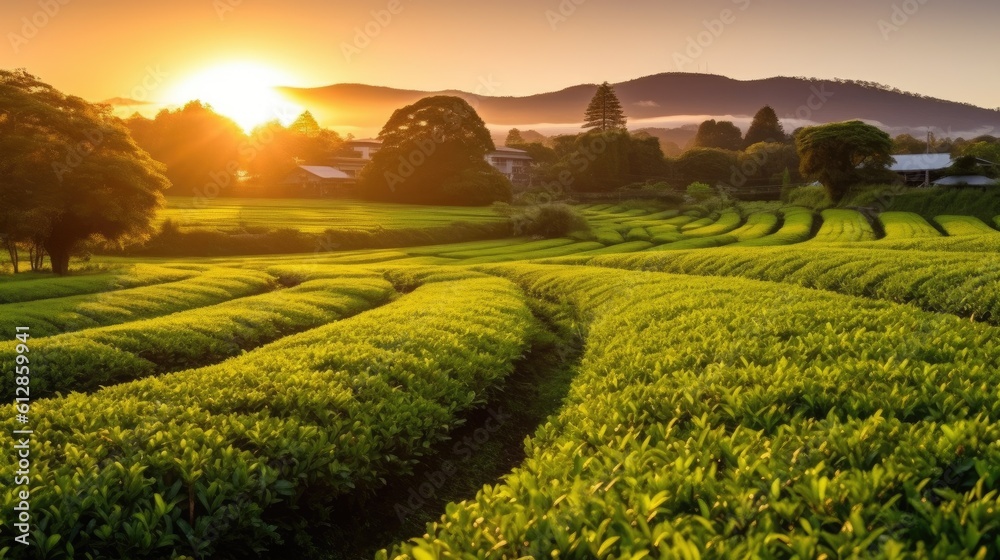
[
  {"x1": 387, "y1": 265, "x2": 1000, "y2": 559},
  {"x1": 0, "y1": 277, "x2": 536, "y2": 558}
]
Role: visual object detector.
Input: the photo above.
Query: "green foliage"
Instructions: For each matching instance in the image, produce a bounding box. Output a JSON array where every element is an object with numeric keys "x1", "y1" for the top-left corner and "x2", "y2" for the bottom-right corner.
[
  {"x1": 943, "y1": 155, "x2": 996, "y2": 178},
  {"x1": 10, "y1": 195, "x2": 1000, "y2": 558},
  {"x1": 0, "y1": 69, "x2": 171, "y2": 274},
  {"x1": 0, "y1": 267, "x2": 274, "y2": 337},
  {"x1": 796, "y1": 121, "x2": 894, "y2": 203},
  {"x1": 885, "y1": 187, "x2": 1000, "y2": 222},
  {"x1": 674, "y1": 148, "x2": 739, "y2": 187},
  {"x1": 811, "y1": 209, "x2": 878, "y2": 243},
  {"x1": 892, "y1": 133, "x2": 929, "y2": 155},
  {"x1": 734, "y1": 207, "x2": 815, "y2": 247},
  {"x1": 511, "y1": 204, "x2": 591, "y2": 238},
  {"x1": 359, "y1": 96, "x2": 511, "y2": 205},
  {"x1": 0, "y1": 276, "x2": 536, "y2": 558},
  {"x1": 545, "y1": 130, "x2": 633, "y2": 192},
  {"x1": 737, "y1": 142, "x2": 800, "y2": 187},
  {"x1": 126, "y1": 101, "x2": 246, "y2": 196},
  {"x1": 957, "y1": 141, "x2": 1000, "y2": 168},
  {"x1": 686, "y1": 181, "x2": 712, "y2": 197},
  {"x1": 591, "y1": 245, "x2": 1000, "y2": 322},
  {"x1": 879, "y1": 212, "x2": 942, "y2": 239},
  {"x1": 388, "y1": 265, "x2": 1000, "y2": 559},
  {"x1": 0, "y1": 264, "x2": 193, "y2": 303},
  {"x1": 743, "y1": 105, "x2": 787, "y2": 148},
  {"x1": 785, "y1": 185, "x2": 833, "y2": 210},
  {"x1": 679, "y1": 211, "x2": 742, "y2": 238},
  {"x1": 239, "y1": 115, "x2": 345, "y2": 191},
  {"x1": 0, "y1": 275, "x2": 396, "y2": 400},
  {"x1": 581, "y1": 82, "x2": 627, "y2": 132},
  {"x1": 693, "y1": 119, "x2": 743, "y2": 151},
  {"x1": 934, "y1": 215, "x2": 999, "y2": 236},
  {"x1": 625, "y1": 227, "x2": 651, "y2": 242},
  {"x1": 504, "y1": 128, "x2": 525, "y2": 146}
]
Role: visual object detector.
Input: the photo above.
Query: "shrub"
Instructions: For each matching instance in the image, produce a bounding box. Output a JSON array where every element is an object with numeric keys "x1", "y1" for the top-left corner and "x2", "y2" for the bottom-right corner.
[
  {"x1": 686, "y1": 181, "x2": 713, "y2": 198},
  {"x1": 510, "y1": 204, "x2": 591, "y2": 238},
  {"x1": 785, "y1": 185, "x2": 832, "y2": 209}
]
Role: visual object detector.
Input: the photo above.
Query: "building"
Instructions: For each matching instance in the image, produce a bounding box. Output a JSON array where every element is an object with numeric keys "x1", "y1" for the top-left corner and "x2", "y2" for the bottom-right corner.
[
  {"x1": 346, "y1": 138, "x2": 382, "y2": 160},
  {"x1": 485, "y1": 146, "x2": 533, "y2": 188},
  {"x1": 888, "y1": 154, "x2": 953, "y2": 186},
  {"x1": 932, "y1": 175, "x2": 999, "y2": 187},
  {"x1": 330, "y1": 139, "x2": 533, "y2": 187},
  {"x1": 889, "y1": 154, "x2": 997, "y2": 186},
  {"x1": 283, "y1": 165, "x2": 353, "y2": 197}
]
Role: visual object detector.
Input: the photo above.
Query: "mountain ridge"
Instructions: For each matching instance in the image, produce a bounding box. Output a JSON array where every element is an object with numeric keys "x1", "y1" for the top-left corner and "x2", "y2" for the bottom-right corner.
[{"x1": 278, "y1": 72, "x2": 1000, "y2": 138}]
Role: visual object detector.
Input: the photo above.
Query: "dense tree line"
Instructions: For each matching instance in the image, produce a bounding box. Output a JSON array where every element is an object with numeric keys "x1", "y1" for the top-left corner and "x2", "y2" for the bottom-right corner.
[
  {"x1": 125, "y1": 106, "x2": 345, "y2": 198},
  {"x1": 507, "y1": 93, "x2": 806, "y2": 194}
]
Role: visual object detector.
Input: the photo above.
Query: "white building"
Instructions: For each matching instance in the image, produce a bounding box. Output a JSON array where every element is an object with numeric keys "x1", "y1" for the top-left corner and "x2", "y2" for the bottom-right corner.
[
  {"x1": 889, "y1": 154, "x2": 996, "y2": 186},
  {"x1": 333, "y1": 139, "x2": 533, "y2": 186},
  {"x1": 484, "y1": 146, "x2": 533, "y2": 187}
]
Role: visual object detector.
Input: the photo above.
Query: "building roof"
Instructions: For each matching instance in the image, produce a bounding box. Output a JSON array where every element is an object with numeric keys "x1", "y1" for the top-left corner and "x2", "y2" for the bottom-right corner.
[
  {"x1": 297, "y1": 166, "x2": 351, "y2": 179},
  {"x1": 888, "y1": 154, "x2": 953, "y2": 172},
  {"x1": 488, "y1": 147, "x2": 533, "y2": 159},
  {"x1": 347, "y1": 138, "x2": 382, "y2": 146},
  {"x1": 932, "y1": 175, "x2": 999, "y2": 187}
]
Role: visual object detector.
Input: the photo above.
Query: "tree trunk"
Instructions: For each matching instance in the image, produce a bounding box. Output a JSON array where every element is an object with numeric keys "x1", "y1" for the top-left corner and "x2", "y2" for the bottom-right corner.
[
  {"x1": 44, "y1": 241, "x2": 71, "y2": 275},
  {"x1": 4, "y1": 238, "x2": 19, "y2": 274},
  {"x1": 33, "y1": 241, "x2": 46, "y2": 271}
]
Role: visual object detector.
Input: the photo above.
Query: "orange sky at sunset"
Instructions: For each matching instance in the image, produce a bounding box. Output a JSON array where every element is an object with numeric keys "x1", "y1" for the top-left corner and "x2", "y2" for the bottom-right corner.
[{"x1": 4, "y1": 0, "x2": 999, "y2": 131}]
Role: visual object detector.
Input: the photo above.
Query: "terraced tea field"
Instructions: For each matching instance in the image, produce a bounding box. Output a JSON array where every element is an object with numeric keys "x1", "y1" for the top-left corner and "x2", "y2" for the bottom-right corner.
[
  {"x1": 3, "y1": 201, "x2": 1000, "y2": 559},
  {"x1": 159, "y1": 197, "x2": 505, "y2": 233}
]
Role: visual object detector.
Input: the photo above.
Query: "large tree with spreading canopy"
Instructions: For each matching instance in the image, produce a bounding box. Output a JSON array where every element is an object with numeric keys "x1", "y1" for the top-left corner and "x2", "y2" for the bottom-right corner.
[{"x1": 0, "y1": 69, "x2": 170, "y2": 274}]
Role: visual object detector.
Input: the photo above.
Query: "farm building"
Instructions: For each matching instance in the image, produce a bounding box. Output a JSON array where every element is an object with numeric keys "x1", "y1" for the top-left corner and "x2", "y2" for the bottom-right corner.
[
  {"x1": 889, "y1": 154, "x2": 997, "y2": 186},
  {"x1": 329, "y1": 139, "x2": 533, "y2": 187},
  {"x1": 485, "y1": 146, "x2": 533, "y2": 188},
  {"x1": 932, "y1": 175, "x2": 999, "y2": 187},
  {"x1": 283, "y1": 165, "x2": 354, "y2": 197}
]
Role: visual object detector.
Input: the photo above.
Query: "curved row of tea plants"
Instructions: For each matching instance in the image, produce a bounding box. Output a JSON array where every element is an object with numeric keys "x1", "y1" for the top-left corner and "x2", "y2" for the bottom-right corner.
[
  {"x1": 879, "y1": 212, "x2": 942, "y2": 240},
  {"x1": 587, "y1": 247, "x2": 1000, "y2": 323},
  {"x1": 0, "y1": 275, "x2": 397, "y2": 401},
  {"x1": 0, "y1": 267, "x2": 275, "y2": 337},
  {"x1": 934, "y1": 215, "x2": 998, "y2": 237},
  {"x1": 733, "y1": 207, "x2": 815, "y2": 247},
  {"x1": 810, "y1": 209, "x2": 877, "y2": 243},
  {"x1": 387, "y1": 265, "x2": 1000, "y2": 559},
  {"x1": 0, "y1": 276, "x2": 536, "y2": 559},
  {"x1": 0, "y1": 264, "x2": 196, "y2": 304}
]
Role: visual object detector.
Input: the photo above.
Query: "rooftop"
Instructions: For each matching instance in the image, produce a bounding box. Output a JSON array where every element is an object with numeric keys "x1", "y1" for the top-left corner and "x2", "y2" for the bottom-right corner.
[
  {"x1": 297, "y1": 165, "x2": 351, "y2": 179},
  {"x1": 932, "y1": 175, "x2": 999, "y2": 187},
  {"x1": 888, "y1": 154, "x2": 953, "y2": 172}
]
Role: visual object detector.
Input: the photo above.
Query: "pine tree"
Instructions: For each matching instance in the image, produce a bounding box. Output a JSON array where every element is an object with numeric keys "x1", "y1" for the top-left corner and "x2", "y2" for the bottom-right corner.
[
  {"x1": 290, "y1": 111, "x2": 321, "y2": 136},
  {"x1": 582, "y1": 82, "x2": 627, "y2": 132},
  {"x1": 743, "y1": 105, "x2": 786, "y2": 148}
]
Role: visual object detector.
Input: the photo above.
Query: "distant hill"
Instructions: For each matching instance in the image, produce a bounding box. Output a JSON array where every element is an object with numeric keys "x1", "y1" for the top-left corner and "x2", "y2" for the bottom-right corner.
[{"x1": 280, "y1": 73, "x2": 1000, "y2": 139}]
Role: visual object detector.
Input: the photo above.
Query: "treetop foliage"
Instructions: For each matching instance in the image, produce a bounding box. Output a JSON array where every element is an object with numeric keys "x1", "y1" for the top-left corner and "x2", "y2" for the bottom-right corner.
[{"x1": 582, "y1": 82, "x2": 627, "y2": 132}]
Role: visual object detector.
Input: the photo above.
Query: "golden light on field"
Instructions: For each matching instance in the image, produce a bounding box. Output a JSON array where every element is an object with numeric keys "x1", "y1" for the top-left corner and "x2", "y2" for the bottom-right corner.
[{"x1": 167, "y1": 62, "x2": 303, "y2": 131}]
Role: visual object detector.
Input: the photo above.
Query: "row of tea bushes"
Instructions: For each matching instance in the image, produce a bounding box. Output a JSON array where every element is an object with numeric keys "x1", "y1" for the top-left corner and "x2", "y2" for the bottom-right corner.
[
  {"x1": 0, "y1": 276, "x2": 536, "y2": 559},
  {"x1": 0, "y1": 275, "x2": 397, "y2": 400},
  {"x1": 387, "y1": 265, "x2": 1000, "y2": 559}
]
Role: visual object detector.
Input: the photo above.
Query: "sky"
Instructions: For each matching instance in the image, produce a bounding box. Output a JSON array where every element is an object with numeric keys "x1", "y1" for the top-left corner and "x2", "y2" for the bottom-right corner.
[{"x1": 3, "y1": 0, "x2": 999, "y2": 126}]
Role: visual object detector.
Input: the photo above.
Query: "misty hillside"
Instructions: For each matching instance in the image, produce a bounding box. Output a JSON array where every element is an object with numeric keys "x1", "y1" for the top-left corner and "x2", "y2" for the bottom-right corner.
[{"x1": 280, "y1": 73, "x2": 1000, "y2": 137}]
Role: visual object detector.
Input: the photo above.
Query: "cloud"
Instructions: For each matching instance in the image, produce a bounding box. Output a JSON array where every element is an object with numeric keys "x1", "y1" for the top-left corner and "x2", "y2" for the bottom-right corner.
[{"x1": 634, "y1": 100, "x2": 660, "y2": 108}]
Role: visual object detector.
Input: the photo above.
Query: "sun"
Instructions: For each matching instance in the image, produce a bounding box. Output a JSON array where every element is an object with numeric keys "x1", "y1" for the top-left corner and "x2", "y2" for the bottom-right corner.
[{"x1": 167, "y1": 62, "x2": 303, "y2": 131}]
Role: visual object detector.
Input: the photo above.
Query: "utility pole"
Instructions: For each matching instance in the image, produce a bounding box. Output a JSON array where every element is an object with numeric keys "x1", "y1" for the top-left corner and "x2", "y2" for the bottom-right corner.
[{"x1": 924, "y1": 129, "x2": 934, "y2": 186}]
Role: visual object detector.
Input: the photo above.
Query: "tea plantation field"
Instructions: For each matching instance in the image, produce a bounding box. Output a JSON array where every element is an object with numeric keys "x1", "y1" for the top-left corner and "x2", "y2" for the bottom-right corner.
[{"x1": 2, "y1": 202, "x2": 1000, "y2": 559}]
